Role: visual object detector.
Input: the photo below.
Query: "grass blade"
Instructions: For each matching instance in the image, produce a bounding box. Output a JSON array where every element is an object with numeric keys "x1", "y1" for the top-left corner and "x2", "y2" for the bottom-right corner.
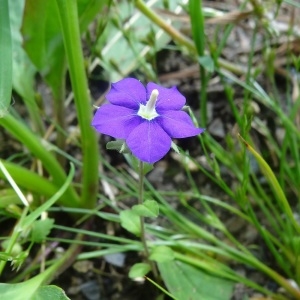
[{"x1": 0, "y1": 0, "x2": 12, "y2": 116}]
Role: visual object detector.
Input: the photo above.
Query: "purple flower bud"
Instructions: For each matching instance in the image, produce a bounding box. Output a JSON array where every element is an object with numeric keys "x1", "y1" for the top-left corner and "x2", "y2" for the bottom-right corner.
[{"x1": 91, "y1": 78, "x2": 204, "y2": 163}]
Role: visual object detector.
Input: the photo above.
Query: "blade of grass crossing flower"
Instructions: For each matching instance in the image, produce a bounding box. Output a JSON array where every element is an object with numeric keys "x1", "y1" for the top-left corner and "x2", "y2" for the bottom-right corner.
[
  {"x1": 238, "y1": 134, "x2": 300, "y2": 234},
  {"x1": 0, "y1": 0, "x2": 12, "y2": 117},
  {"x1": 55, "y1": 0, "x2": 99, "y2": 209}
]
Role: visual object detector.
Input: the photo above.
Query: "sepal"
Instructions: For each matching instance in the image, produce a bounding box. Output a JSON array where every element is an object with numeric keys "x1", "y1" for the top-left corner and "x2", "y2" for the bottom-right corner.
[{"x1": 106, "y1": 140, "x2": 130, "y2": 153}]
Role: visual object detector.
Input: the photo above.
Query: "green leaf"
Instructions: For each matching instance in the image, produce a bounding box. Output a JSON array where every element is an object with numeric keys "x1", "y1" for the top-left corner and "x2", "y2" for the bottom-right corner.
[
  {"x1": 0, "y1": 282, "x2": 70, "y2": 300},
  {"x1": 33, "y1": 285, "x2": 70, "y2": 300},
  {"x1": 149, "y1": 246, "x2": 174, "y2": 263},
  {"x1": 171, "y1": 142, "x2": 180, "y2": 154},
  {"x1": 9, "y1": 0, "x2": 44, "y2": 133},
  {"x1": 1, "y1": 240, "x2": 22, "y2": 257},
  {"x1": 78, "y1": 0, "x2": 109, "y2": 32},
  {"x1": 9, "y1": 0, "x2": 36, "y2": 96},
  {"x1": 22, "y1": 0, "x2": 108, "y2": 98},
  {"x1": 0, "y1": 0, "x2": 12, "y2": 117},
  {"x1": 120, "y1": 210, "x2": 140, "y2": 236},
  {"x1": 21, "y1": 0, "x2": 65, "y2": 98},
  {"x1": 0, "y1": 189, "x2": 22, "y2": 208},
  {"x1": 106, "y1": 140, "x2": 130, "y2": 153},
  {"x1": 132, "y1": 200, "x2": 159, "y2": 218},
  {"x1": 198, "y1": 55, "x2": 214, "y2": 73},
  {"x1": 30, "y1": 219, "x2": 54, "y2": 243},
  {"x1": 11, "y1": 251, "x2": 29, "y2": 271},
  {"x1": 158, "y1": 260, "x2": 234, "y2": 300},
  {"x1": 0, "y1": 252, "x2": 13, "y2": 262},
  {"x1": 128, "y1": 263, "x2": 151, "y2": 278}
]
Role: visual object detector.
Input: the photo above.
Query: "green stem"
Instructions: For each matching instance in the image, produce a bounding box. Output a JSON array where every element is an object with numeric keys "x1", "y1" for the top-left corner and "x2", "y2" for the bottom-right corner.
[
  {"x1": 138, "y1": 161, "x2": 148, "y2": 255},
  {"x1": 0, "y1": 114, "x2": 80, "y2": 207},
  {"x1": 138, "y1": 160, "x2": 158, "y2": 278},
  {"x1": 52, "y1": 70, "x2": 67, "y2": 167},
  {"x1": 43, "y1": 234, "x2": 84, "y2": 285},
  {"x1": 0, "y1": 0, "x2": 12, "y2": 113},
  {"x1": 23, "y1": 94, "x2": 45, "y2": 136},
  {"x1": 55, "y1": 0, "x2": 99, "y2": 209},
  {"x1": 135, "y1": 0, "x2": 194, "y2": 52}
]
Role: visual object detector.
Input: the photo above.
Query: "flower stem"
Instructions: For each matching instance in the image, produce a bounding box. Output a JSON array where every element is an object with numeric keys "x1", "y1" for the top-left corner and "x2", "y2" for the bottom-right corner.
[{"x1": 138, "y1": 160, "x2": 159, "y2": 279}]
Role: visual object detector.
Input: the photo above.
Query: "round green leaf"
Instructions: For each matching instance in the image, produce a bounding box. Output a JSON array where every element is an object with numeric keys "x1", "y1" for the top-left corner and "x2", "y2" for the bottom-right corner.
[
  {"x1": 132, "y1": 200, "x2": 159, "y2": 218},
  {"x1": 150, "y1": 246, "x2": 174, "y2": 263},
  {"x1": 120, "y1": 209, "x2": 140, "y2": 236},
  {"x1": 129, "y1": 263, "x2": 151, "y2": 278}
]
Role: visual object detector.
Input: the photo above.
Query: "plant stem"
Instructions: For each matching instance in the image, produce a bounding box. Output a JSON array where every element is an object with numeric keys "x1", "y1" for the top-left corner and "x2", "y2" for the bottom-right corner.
[
  {"x1": 138, "y1": 161, "x2": 147, "y2": 249},
  {"x1": 55, "y1": 0, "x2": 99, "y2": 209},
  {"x1": 0, "y1": 0, "x2": 12, "y2": 113},
  {"x1": 23, "y1": 94, "x2": 45, "y2": 136},
  {"x1": 52, "y1": 72, "x2": 67, "y2": 167},
  {"x1": 138, "y1": 160, "x2": 158, "y2": 278}
]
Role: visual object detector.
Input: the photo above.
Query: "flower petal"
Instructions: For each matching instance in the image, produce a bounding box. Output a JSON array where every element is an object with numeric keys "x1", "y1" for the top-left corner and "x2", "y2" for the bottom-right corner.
[
  {"x1": 106, "y1": 78, "x2": 146, "y2": 109},
  {"x1": 126, "y1": 121, "x2": 171, "y2": 163},
  {"x1": 146, "y1": 83, "x2": 186, "y2": 111},
  {"x1": 91, "y1": 104, "x2": 142, "y2": 139},
  {"x1": 158, "y1": 110, "x2": 204, "y2": 138}
]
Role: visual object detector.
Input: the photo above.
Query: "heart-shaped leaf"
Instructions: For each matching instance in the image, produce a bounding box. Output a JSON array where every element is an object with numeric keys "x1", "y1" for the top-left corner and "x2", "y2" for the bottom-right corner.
[
  {"x1": 120, "y1": 209, "x2": 140, "y2": 236},
  {"x1": 132, "y1": 200, "x2": 159, "y2": 218},
  {"x1": 158, "y1": 260, "x2": 234, "y2": 300},
  {"x1": 129, "y1": 263, "x2": 151, "y2": 279}
]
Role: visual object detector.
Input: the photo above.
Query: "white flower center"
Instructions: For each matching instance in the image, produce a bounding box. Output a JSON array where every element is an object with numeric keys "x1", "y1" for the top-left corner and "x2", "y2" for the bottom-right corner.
[{"x1": 137, "y1": 89, "x2": 159, "y2": 120}]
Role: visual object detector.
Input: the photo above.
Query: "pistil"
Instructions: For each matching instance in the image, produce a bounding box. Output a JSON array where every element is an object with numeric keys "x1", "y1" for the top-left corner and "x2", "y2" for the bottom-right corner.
[{"x1": 137, "y1": 89, "x2": 159, "y2": 120}]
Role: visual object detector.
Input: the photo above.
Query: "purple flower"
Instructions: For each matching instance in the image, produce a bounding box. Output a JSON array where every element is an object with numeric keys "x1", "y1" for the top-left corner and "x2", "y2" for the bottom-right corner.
[{"x1": 92, "y1": 78, "x2": 204, "y2": 163}]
